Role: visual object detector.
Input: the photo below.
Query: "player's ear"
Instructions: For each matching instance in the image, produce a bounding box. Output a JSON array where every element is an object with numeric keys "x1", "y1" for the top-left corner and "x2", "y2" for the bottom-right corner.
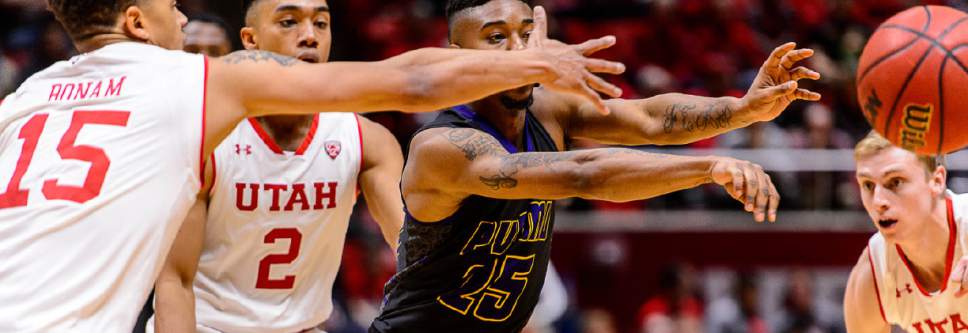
[
  {"x1": 123, "y1": 5, "x2": 150, "y2": 41},
  {"x1": 240, "y1": 27, "x2": 258, "y2": 50},
  {"x1": 931, "y1": 165, "x2": 948, "y2": 195}
]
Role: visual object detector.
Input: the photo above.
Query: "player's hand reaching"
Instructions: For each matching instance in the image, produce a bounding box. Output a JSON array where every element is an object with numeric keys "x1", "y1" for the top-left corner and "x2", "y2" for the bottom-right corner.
[
  {"x1": 709, "y1": 157, "x2": 779, "y2": 223},
  {"x1": 528, "y1": 6, "x2": 625, "y2": 115},
  {"x1": 953, "y1": 255, "x2": 968, "y2": 298},
  {"x1": 740, "y1": 42, "x2": 822, "y2": 122}
]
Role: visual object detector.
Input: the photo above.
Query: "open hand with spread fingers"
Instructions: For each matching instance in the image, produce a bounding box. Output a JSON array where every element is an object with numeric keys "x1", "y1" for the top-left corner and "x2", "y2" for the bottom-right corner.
[
  {"x1": 740, "y1": 42, "x2": 823, "y2": 122},
  {"x1": 709, "y1": 157, "x2": 780, "y2": 223},
  {"x1": 528, "y1": 6, "x2": 626, "y2": 115},
  {"x1": 953, "y1": 256, "x2": 968, "y2": 297}
]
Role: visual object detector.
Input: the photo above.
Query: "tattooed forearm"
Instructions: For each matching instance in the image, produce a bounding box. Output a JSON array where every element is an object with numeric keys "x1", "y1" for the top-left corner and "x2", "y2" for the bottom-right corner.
[
  {"x1": 478, "y1": 152, "x2": 580, "y2": 190},
  {"x1": 442, "y1": 129, "x2": 504, "y2": 161},
  {"x1": 220, "y1": 50, "x2": 298, "y2": 67},
  {"x1": 661, "y1": 101, "x2": 734, "y2": 134}
]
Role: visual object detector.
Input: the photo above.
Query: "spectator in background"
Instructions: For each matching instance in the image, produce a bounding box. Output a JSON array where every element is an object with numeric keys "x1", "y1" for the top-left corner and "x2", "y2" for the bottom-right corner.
[
  {"x1": 791, "y1": 103, "x2": 858, "y2": 209},
  {"x1": 775, "y1": 269, "x2": 845, "y2": 333},
  {"x1": 638, "y1": 263, "x2": 703, "y2": 333},
  {"x1": 583, "y1": 309, "x2": 619, "y2": 333},
  {"x1": 524, "y1": 262, "x2": 570, "y2": 333},
  {"x1": 183, "y1": 14, "x2": 233, "y2": 57},
  {"x1": 707, "y1": 271, "x2": 770, "y2": 333},
  {"x1": 13, "y1": 19, "x2": 73, "y2": 87}
]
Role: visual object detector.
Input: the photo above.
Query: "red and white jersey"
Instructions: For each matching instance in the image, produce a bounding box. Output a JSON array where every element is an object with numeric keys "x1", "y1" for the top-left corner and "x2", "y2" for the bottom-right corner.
[
  {"x1": 868, "y1": 191, "x2": 968, "y2": 332},
  {"x1": 0, "y1": 42, "x2": 206, "y2": 331},
  {"x1": 193, "y1": 114, "x2": 362, "y2": 333}
]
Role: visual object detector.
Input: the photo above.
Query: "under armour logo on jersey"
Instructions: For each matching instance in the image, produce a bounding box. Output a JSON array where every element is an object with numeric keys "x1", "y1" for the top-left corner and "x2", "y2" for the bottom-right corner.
[
  {"x1": 324, "y1": 140, "x2": 341, "y2": 159},
  {"x1": 235, "y1": 144, "x2": 252, "y2": 155},
  {"x1": 896, "y1": 283, "x2": 914, "y2": 298}
]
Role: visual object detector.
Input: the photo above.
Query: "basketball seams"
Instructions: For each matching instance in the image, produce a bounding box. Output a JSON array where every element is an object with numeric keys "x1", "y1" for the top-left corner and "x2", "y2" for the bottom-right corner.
[
  {"x1": 858, "y1": 8, "x2": 935, "y2": 83},
  {"x1": 880, "y1": 25, "x2": 968, "y2": 75},
  {"x1": 882, "y1": 45, "x2": 934, "y2": 142},
  {"x1": 937, "y1": 56, "x2": 948, "y2": 155},
  {"x1": 858, "y1": 32, "x2": 922, "y2": 82}
]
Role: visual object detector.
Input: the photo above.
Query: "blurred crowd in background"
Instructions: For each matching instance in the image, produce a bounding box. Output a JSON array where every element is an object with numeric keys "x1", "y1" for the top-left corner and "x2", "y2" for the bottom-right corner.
[{"x1": 1, "y1": 0, "x2": 956, "y2": 332}]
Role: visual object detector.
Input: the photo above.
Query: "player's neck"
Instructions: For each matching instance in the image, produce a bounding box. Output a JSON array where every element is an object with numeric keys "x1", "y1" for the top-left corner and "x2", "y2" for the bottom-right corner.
[
  {"x1": 73, "y1": 33, "x2": 139, "y2": 53},
  {"x1": 255, "y1": 115, "x2": 315, "y2": 152},
  {"x1": 897, "y1": 199, "x2": 951, "y2": 290},
  {"x1": 470, "y1": 98, "x2": 526, "y2": 146}
]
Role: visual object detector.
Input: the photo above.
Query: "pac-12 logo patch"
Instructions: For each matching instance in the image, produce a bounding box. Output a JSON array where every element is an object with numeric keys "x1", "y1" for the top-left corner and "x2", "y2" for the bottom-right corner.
[{"x1": 324, "y1": 140, "x2": 342, "y2": 159}]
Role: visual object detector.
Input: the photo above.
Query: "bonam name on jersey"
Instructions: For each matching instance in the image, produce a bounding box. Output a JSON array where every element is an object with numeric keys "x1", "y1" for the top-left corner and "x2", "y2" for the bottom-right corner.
[{"x1": 48, "y1": 76, "x2": 126, "y2": 102}]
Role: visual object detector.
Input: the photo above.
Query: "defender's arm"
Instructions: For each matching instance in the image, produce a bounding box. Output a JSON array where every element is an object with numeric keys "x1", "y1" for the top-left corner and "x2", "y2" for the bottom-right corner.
[
  {"x1": 404, "y1": 127, "x2": 778, "y2": 223},
  {"x1": 562, "y1": 43, "x2": 821, "y2": 145}
]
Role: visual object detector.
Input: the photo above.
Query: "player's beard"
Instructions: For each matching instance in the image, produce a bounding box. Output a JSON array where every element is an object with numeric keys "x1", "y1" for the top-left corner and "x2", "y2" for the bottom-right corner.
[{"x1": 500, "y1": 92, "x2": 534, "y2": 110}]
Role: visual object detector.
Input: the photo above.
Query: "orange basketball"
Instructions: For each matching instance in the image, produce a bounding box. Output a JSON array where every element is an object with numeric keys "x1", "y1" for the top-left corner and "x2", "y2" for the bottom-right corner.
[{"x1": 857, "y1": 5, "x2": 968, "y2": 155}]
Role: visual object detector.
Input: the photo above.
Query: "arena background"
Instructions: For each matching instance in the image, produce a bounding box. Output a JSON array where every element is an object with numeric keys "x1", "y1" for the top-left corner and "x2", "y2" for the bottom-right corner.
[{"x1": 3, "y1": 0, "x2": 967, "y2": 332}]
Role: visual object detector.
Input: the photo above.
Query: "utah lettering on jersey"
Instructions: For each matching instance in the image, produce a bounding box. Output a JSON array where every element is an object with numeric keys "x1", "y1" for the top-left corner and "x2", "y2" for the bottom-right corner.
[
  {"x1": 235, "y1": 182, "x2": 338, "y2": 212},
  {"x1": 911, "y1": 313, "x2": 968, "y2": 333},
  {"x1": 437, "y1": 200, "x2": 553, "y2": 322}
]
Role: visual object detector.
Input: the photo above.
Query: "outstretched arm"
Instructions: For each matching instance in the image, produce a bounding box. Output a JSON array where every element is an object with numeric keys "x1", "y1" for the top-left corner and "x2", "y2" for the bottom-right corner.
[
  {"x1": 203, "y1": 6, "x2": 624, "y2": 155},
  {"x1": 404, "y1": 127, "x2": 778, "y2": 223},
  {"x1": 562, "y1": 43, "x2": 821, "y2": 145},
  {"x1": 357, "y1": 117, "x2": 404, "y2": 252},
  {"x1": 844, "y1": 248, "x2": 892, "y2": 333}
]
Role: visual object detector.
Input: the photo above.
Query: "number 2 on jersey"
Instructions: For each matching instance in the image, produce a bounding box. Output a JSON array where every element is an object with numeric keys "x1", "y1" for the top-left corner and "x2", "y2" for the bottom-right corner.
[
  {"x1": 256, "y1": 228, "x2": 302, "y2": 289},
  {"x1": 0, "y1": 111, "x2": 131, "y2": 208}
]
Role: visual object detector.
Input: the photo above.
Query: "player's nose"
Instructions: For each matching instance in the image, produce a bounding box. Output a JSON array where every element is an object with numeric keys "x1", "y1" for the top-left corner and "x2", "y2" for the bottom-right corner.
[
  {"x1": 510, "y1": 35, "x2": 527, "y2": 51},
  {"x1": 871, "y1": 187, "x2": 891, "y2": 212},
  {"x1": 298, "y1": 24, "x2": 318, "y2": 47}
]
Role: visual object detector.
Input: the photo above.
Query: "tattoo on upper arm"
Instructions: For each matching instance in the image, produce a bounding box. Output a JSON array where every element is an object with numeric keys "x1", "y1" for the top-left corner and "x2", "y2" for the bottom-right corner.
[
  {"x1": 662, "y1": 101, "x2": 733, "y2": 134},
  {"x1": 220, "y1": 50, "x2": 298, "y2": 67},
  {"x1": 442, "y1": 129, "x2": 505, "y2": 161}
]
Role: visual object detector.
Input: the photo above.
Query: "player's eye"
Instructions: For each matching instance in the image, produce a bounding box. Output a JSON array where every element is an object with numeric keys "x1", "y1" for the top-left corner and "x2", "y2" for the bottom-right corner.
[
  {"x1": 279, "y1": 19, "x2": 297, "y2": 28},
  {"x1": 886, "y1": 178, "x2": 903, "y2": 189},
  {"x1": 315, "y1": 20, "x2": 329, "y2": 29},
  {"x1": 487, "y1": 33, "x2": 506, "y2": 44},
  {"x1": 522, "y1": 30, "x2": 533, "y2": 42},
  {"x1": 863, "y1": 181, "x2": 875, "y2": 191}
]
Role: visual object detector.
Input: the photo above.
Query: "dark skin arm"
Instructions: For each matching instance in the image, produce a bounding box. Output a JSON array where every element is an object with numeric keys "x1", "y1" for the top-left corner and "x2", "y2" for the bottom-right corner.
[
  {"x1": 403, "y1": 127, "x2": 779, "y2": 223},
  {"x1": 550, "y1": 43, "x2": 821, "y2": 145}
]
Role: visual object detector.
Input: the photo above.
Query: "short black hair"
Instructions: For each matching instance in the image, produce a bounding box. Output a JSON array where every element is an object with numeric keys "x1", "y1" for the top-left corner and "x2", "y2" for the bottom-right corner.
[
  {"x1": 47, "y1": 0, "x2": 139, "y2": 40},
  {"x1": 190, "y1": 13, "x2": 230, "y2": 36},
  {"x1": 445, "y1": 0, "x2": 530, "y2": 24}
]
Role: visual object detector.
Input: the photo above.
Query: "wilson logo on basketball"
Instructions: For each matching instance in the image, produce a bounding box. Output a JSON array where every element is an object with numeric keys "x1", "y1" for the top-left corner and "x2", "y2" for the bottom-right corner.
[
  {"x1": 324, "y1": 140, "x2": 341, "y2": 159},
  {"x1": 899, "y1": 103, "x2": 933, "y2": 151}
]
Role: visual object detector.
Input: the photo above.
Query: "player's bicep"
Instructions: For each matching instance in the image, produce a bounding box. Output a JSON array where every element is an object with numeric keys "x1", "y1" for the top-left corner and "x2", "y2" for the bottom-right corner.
[
  {"x1": 409, "y1": 128, "x2": 583, "y2": 200},
  {"x1": 563, "y1": 93, "x2": 656, "y2": 145},
  {"x1": 844, "y1": 248, "x2": 891, "y2": 333}
]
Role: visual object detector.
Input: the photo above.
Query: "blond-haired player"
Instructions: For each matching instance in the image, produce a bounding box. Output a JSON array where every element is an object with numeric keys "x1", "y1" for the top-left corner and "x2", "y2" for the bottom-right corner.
[{"x1": 845, "y1": 132, "x2": 968, "y2": 332}]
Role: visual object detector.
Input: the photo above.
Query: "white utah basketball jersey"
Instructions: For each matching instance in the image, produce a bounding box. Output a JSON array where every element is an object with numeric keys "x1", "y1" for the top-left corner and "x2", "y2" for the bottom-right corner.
[
  {"x1": 192, "y1": 114, "x2": 361, "y2": 333},
  {"x1": 0, "y1": 42, "x2": 206, "y2": 331},
  {"x1": 868, "y1": 191, "x2": 968, "y2": 332}
]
